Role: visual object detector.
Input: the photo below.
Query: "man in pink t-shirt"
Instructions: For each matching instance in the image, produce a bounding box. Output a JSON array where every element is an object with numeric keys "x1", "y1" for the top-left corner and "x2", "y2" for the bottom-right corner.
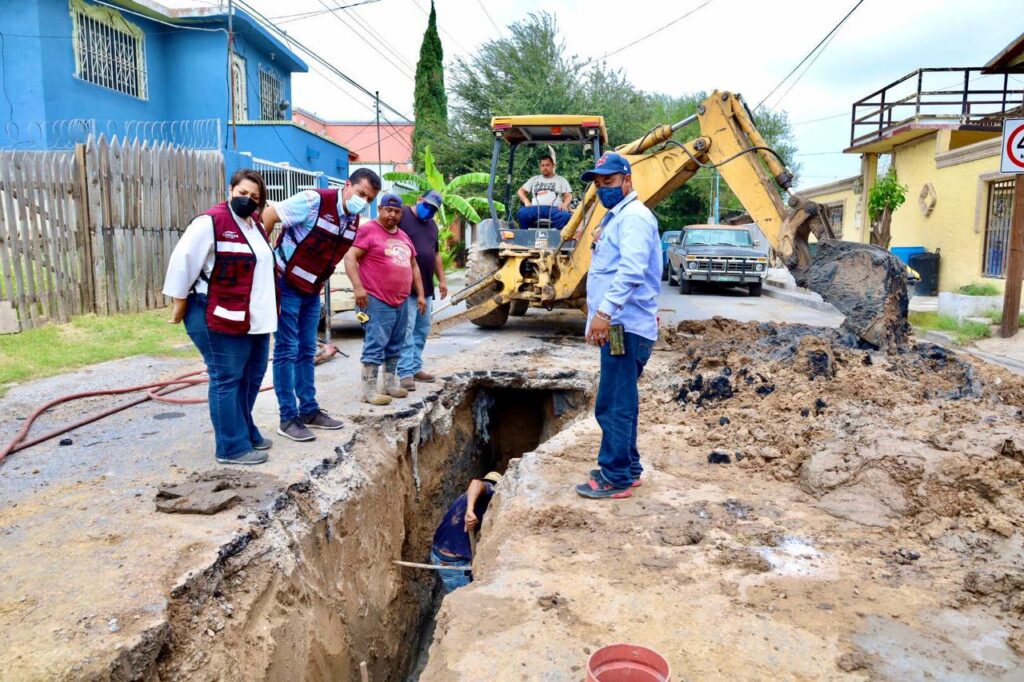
[{"x1": 345, "y1": 193, "x2": 426, "y2": 405}]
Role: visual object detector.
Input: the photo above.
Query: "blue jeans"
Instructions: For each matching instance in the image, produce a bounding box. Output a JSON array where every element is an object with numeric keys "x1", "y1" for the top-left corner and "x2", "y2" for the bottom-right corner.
[
  {"x1": 397, "y1": 295, "x2": 433, "y2": 378},
  {"x1": 273, "y1": 279, "x2": 321, "y2": 422},
  {"x1": 184, "y1": 293, "x2": 269, "y2": 460},
  {"x1": 359, "y1": 294, "x2": 410, "y2": 365},
  {"x1": 595, "y1": 331, "x2": 655, "y2": 488},
  {"x1": 517, "y1": 205, "x2": 571, "y2": 230},
  {"x1": 430, "y1": 548, "x2": 472, "y2": 593}
]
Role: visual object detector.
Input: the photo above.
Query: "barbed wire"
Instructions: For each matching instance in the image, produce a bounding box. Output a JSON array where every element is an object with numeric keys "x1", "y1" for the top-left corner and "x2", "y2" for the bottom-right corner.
[{"x1": 2, "y1": 118, "x2": 223, "y2": 150}]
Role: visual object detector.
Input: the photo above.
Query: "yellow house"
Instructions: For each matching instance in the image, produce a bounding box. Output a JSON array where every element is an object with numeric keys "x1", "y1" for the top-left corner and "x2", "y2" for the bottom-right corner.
[{"x1": 798, "y1": 35, "x2": 1024, "y2": 293}]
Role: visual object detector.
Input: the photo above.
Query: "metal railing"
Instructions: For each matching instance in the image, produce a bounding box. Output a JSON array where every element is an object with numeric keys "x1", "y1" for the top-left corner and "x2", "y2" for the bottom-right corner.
[
  {"x1": 252, "y1": 157, "x2": 322, "y2": 202},
  {"x1": 850, "y1": 67, "x2": 1024, "y2": 148}
]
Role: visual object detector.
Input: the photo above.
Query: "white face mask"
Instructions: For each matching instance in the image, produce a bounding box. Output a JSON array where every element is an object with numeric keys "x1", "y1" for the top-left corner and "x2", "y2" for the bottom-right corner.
[{"x1": 345, "y1": 193, "x2": 369, "y2": 216}]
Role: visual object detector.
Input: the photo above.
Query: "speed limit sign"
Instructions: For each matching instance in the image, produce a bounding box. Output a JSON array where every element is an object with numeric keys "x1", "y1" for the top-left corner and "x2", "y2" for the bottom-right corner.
[{"x1": 1001, "y1": 118, "x2": 1024, "y2": 173}]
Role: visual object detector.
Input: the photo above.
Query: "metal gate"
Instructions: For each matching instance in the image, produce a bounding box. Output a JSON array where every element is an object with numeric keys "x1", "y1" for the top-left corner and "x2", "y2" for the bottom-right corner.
[
  {"x1": 251, "y1": 158, "x2": 322, "y2": 203},
  {"x1": 983, "y1": 179, "x2": 1015, "y2": 278}
]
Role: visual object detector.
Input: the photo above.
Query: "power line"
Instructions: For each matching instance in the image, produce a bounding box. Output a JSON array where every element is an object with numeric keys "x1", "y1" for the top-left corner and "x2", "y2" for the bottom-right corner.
[
  {"x1": 344, "y1": 3, "x2": 417, "y2": 72},
  {"x1": 475, "y1": 0, "x2": 503, "y2": 37},
  {"x1": 270, "y1": 0, "x2": 381, "y2": 23},
  {"x1": 792, "y1": 111, "x2": 848, "y2": 126},
  {"x1": 768, "y1": 27, "x2": 841, "y2": 109},
  {"x1": 755, "y1": 0, "x2": 864, "y2": 111},
  {"x1": 233, "y1": 0, "x2": 413, "y2": 121},
  {"x1": 406, "y1": 0, "x2": 472, "y2": 55},
  {"x1": 587, "y1": 0, "x2": 715, "y2": 64},
  {"x1": 316, "y1": 0, "x2": 414, "y2": 81}
]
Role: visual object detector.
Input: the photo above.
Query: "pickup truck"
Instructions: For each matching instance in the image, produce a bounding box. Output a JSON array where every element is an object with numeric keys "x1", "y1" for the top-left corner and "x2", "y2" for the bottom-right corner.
[
  {"x1": 666, "y1": 224, "x2": 768, "y2": 297},
  {"x1": 660, "y1": 230, "x2": 682, "y2": 280}
]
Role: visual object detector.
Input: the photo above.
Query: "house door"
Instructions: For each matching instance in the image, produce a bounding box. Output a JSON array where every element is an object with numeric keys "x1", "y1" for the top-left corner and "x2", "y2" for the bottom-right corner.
[
  {"x1": 231, "y1": 53, "x2": 247, "y2": 122},
  {"x1": 983, "y1": 179, "x2": 1014, "y2": 278}
]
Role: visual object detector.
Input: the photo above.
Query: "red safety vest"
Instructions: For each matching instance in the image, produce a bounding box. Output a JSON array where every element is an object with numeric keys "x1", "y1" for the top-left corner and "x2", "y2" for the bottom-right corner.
[
  {"x1": 277, "y1": 189, "x2": 359, "y2": 295},
  {"x1": 202, "y1": 202, "x2": 271, "y2": 335}
]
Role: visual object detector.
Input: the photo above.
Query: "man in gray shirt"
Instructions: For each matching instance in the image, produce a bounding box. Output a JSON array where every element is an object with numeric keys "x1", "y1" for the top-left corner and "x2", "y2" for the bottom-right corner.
[{"x1": 516, "y1": 154, "x2": 573, "y2": 229}]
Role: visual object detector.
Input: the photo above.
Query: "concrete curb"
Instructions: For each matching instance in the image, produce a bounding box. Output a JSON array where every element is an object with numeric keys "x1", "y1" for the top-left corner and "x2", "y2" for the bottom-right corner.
[
  {"x1": 763, "y1": 285, "x2": 841, "y2": 314},
  {"x1": 922, "y1": 330, "x2": 1024, "y2": 376}
]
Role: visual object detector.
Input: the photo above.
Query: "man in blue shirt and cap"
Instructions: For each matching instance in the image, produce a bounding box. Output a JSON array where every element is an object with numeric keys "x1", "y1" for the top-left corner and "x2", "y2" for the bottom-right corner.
[{"x1": 575, "y1": 152, "x2": 661, "y2": 499}]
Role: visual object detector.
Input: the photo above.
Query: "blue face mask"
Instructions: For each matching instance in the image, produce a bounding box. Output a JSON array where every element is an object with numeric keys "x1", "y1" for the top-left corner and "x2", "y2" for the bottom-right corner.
[
  {"x1": 344, "y1": 193, "x2": 368, "y2": 216},
  {"x1": 596, "y1": 185, "x2": 625, "y2": 209},
  {"x1": 416, "y1": 203, "x2": 437, "y2": 221}
]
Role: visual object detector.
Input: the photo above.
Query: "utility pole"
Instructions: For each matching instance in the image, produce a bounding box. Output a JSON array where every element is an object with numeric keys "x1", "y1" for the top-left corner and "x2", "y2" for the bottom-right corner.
[
  {"x1": 227, "y1": 0, "x2": 237, "y2": 151},
  {"x1": 1001, "y1": 174, "x2": 1024, "y2": 337},
  {"x1": 375, "y1": 91, "x2": 383, "y2": 180}
]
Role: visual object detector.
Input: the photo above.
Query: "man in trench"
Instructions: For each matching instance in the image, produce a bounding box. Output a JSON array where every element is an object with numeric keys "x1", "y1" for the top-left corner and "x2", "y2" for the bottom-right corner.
[{"x1": 429, "y1": 471, "x2": 502, "y2": 592}]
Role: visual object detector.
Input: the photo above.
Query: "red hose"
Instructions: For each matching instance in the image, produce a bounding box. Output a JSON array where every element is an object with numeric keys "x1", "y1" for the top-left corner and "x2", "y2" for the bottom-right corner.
[{"x1": 0, "y1": 343, "x2": 342, "y2": 465}]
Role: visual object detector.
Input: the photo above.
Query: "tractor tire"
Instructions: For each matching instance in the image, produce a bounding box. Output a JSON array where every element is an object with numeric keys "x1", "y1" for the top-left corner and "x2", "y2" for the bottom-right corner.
[
  {"x1": 679, "y1": 277, "x2": 692, "y2": 295},
  {"x1": 466, "y1": 247, "x2": 510, "y2": 329},
  {"x1": 509, "y1": 299, "x2": 530, "y2": 317}
]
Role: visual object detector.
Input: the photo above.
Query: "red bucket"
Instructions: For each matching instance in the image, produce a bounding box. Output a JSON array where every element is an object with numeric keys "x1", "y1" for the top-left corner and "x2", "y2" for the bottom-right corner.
[{"x1": 586, "y1": 643, "x2": 671, "y2": 682}]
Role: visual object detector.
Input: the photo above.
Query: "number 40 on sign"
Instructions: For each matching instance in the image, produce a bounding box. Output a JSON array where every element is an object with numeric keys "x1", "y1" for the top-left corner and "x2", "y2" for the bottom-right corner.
[{"x1": 1001, "y1": 118, "x2": 1024, "y2": 174}]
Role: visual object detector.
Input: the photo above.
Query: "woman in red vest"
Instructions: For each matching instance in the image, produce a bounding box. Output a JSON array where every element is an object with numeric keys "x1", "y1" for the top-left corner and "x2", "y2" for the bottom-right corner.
[{"x1": 163, "y1": 169, "x2": 277, "y2": 465}]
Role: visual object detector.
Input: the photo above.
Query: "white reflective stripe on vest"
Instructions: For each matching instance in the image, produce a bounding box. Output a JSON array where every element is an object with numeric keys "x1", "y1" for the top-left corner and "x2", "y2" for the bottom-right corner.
[
  {"x1": 342, "y1": 228, "x2": 357, "y2": 241},
  {"x1": 291, "y1": 265, "x2": 318, "y2": 283},
  {"x1": 316, "y1": 217, "x2": 341, "y2": 235},
  {"x1": 215, "y1": 241, "x2": 252, "y2": 254},
  {"x1": 212, "y1": 305, "x2": 246, "y2": 321}
]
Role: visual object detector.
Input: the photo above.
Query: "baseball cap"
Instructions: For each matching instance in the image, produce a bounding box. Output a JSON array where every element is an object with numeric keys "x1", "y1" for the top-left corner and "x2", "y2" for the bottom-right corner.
[
  {"x1": 481, "y1": 471, "x2": 502, "y2": 485},
  {"x1": 581, "y1": 152, "x2": 632, "y2": 182},
  {"x1": 421, "y1": 189, "x2": 443, "y2": 208},
  {"x1": 378, "y1": 193, "x2": 403, "y2": 209}
]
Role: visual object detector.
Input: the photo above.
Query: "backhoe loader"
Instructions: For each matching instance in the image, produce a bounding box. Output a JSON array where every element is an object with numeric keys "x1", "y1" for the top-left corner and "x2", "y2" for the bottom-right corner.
[{"x1": 435, "y1": 91, "x2": 909, "y2": 349}]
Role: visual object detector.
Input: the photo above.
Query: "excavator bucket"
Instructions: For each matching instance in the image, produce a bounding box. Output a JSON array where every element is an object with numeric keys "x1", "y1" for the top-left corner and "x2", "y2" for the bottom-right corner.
[
  {"x1": 781, "y1": 200, "x2": 910, "y2": 349},
  {"x1": 796, "y1": 241, "x2": 910, "y2": 349}
]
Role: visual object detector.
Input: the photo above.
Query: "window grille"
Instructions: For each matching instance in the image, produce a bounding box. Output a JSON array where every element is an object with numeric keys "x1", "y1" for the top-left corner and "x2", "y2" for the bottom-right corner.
[
  {"x1": 259, "y1": 70, "x2": 284, "y2": 121},
  {"x1": 825, "y1": 203, "x2": 845, "y2": 239},
  {"x1": 231, "y1": 54, "x2": 248, "y2": 122},
  {"x1": 983, "y1": 179, "x2": 1015, "y2": 278},
  {"x1": 71, "y1": 2, "x2": 147, "y2": 99}
]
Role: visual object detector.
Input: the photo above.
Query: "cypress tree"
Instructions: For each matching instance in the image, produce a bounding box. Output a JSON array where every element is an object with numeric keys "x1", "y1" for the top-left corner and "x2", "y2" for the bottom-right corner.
[{"x1": 412, "y1": 1, "x2": 448, "y2": 170}]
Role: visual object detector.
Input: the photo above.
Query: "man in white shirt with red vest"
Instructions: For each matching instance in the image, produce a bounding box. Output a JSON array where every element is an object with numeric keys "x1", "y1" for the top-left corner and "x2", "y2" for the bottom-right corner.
[{"x1": 262, "y1": 168, "x2": 382, "y2": 442}]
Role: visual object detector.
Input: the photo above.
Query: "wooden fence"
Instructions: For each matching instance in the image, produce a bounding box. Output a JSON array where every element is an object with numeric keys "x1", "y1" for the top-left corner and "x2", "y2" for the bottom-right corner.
[{"x1": 0, "y1": 135, "x2": 224, "y2": 329}]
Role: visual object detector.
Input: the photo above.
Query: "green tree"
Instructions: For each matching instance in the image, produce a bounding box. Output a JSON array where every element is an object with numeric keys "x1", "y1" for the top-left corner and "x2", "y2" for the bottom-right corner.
[
  {"x1": 867, "y1": 168, "x2": 907, "y2": 248},
  {"x1": 384, "y1": 146, "x2": 505, "y2": 270},
  {"x1": 412, "y1": 1, "x2": 448, "y2": 169},
  {"x1": 431, "y1": 11, "x2": 800, "y2": 233}
]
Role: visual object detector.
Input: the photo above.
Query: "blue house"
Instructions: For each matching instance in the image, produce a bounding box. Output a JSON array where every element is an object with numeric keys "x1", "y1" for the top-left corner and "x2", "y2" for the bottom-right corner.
[{"x1": 2, "y1": 0, "x2": 352, "y2": 193}]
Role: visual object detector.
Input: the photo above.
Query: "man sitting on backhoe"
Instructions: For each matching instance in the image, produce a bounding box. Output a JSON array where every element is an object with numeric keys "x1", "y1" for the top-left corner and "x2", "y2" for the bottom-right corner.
[{"x1": 516, "y1": 153, "x2": 573, "y2": 230}]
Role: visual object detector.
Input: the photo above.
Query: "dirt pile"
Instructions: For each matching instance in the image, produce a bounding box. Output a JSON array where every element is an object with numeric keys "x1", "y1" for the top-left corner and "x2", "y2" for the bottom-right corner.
[{"x1": 651, "y1": 317, "x2": 1024, "y2": 539}]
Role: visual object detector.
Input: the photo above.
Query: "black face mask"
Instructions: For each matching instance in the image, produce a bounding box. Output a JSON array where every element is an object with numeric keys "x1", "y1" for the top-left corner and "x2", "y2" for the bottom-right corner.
[{"x1": 230, "y1": 195, "x2": 259, "y2": 219}]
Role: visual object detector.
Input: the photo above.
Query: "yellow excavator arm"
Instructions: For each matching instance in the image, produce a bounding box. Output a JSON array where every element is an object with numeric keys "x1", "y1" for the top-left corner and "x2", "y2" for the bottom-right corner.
[{"x1": 440, "y1": 91, "x2": 908, "y2": 348}]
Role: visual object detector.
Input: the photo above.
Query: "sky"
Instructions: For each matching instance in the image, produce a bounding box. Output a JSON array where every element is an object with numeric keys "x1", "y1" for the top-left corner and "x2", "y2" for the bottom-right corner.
[{"x1": 179, "y1": 0, "x2": 1020, "y2": 189}]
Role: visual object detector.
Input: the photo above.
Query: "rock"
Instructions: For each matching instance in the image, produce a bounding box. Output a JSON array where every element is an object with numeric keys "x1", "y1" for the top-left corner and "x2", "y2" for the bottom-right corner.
[
  {"x1": 59, "y1": 438, "x2": 73, "y2": 446},
  {"x1": 1008, "y1": 633, "x2": 1024, "y2": 657},
  {"x1": 836, "y1": 651, "x2": 871, "y2": 672},
  {"x1": 660, "y1": 525, "x2": 704, "y2": 546},
  {"x1": 707, "y1": 449, "x2": 731, "y2": 465},
  {"x1": 717, "y1": 548, "x2": 770, "y2": 573},
  {"x1": 107, "y1": 618, "x2": 120, "y2": 633},
  {"x1": 986, "y1": 514, "x2": 1015, "y2": 538},
  {"x1": 719, "y1": 416, "x2": 730, "y2": 426},
  {"x1": 964, "y1": 571, "x2": 1000, "y2": 596},
  {"x1": 760, "y1": 448, "x2": 783, "y2": 461}
]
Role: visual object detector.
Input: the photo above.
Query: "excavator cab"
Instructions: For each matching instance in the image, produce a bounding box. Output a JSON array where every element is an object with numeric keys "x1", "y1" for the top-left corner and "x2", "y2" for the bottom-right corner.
[
  {"x1": 462, "y1": 116, "x2": 609, "y2": 323},
  {"x1": 479, "y1": 115, "x2": 608, "y2": 250}
]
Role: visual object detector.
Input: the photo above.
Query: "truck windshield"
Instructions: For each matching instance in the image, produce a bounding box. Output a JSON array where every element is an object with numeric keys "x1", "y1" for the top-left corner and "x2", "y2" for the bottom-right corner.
[{"x1": 684, "y1": 229, "x2": 753, "y2": 247}]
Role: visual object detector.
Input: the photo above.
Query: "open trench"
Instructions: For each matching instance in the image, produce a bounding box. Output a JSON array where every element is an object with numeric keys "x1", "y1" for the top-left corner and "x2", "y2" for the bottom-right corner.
[{"x1": 151, "y1": 370, "x2": 594, "y2": 681}]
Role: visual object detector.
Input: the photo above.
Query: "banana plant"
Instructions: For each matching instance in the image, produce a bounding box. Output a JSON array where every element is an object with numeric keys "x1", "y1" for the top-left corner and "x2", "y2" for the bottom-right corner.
[{"x1": 384, "y1": 146, "x2": 504, "y2": 270}]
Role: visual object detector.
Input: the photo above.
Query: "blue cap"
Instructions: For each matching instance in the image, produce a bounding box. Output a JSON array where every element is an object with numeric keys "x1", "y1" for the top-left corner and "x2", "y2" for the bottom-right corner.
[
  {"x1": 378, "y1": 193, "x2": 403, "y2": 209},
  {"x1": 581, "y1": 152, "x2": 631, "y2": 182},
  {"x1": 421, "y1": 189, "x2": 443, "y2": 208}
]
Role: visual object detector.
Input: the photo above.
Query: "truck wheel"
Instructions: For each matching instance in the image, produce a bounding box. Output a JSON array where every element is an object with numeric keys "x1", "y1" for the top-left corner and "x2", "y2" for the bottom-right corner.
[
  {"x1": 667, "y1": 265, "x2": 676, "y2": 286},
  {"x1": 509, "y1": 300, "x2": 529, "y2": 317},
  {"x1": 661, "y1": 263, "x2": 668, "y2": 281},
  {"x1": 466, "y1": 247, "x2": 510, "y2": 329},
  {"x1": 748, "y1": 282, "x2": 763, "y2": 297},
  {"x1": 679, "y1": 278, "x2": 692, "y2": 295}
]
